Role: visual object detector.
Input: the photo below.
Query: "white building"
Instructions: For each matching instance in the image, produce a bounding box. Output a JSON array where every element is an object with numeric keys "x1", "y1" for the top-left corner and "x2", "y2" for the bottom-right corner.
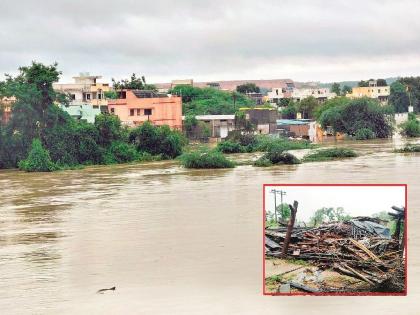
[{"x1": 268, "y1": 87, "x2": 336, "y2": 104}]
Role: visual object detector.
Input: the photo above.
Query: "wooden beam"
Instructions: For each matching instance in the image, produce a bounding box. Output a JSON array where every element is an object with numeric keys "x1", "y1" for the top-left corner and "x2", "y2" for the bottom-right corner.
[{"x1": 281, "y1": 201, "x2": 298, "y2": 258}]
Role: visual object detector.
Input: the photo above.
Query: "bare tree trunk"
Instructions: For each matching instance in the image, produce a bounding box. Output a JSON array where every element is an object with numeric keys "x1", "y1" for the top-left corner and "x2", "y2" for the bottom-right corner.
[{"x1": 281, "y1": 201, "x2": 298, "y2": 258}]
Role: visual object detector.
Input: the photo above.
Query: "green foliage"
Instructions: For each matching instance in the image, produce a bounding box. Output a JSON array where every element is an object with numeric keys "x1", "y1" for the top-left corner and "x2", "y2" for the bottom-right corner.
[
  {"x1": 297, "y1": 96, "x2": 319, "y2": 119},
  {"x1": 104, "y1": 91, "x2": 118, "y2": 99},
  {"x1": 314, "y1": 97, "x2": 350, "y2": 120},
  {"x1": 129, "y1": 121, "x2": 187, "y2": 159},
  {"x1": 355, "y1": 128, "x2": 376, "y2": 140},
  {"x1": 104, "y1": 141, "x2": 139, "y2": 164},
  {"x1": 254, "y1": 146, "x2": 301, "y2": 166},
  {"x1": 341, "y1": 85, "x2": 353, "y2": 95},
  {"x1": 318, "y1": 98, "x2": 393, "y2": 138},
  {"x1": 277, "y1": 203, "x2": 291, "y2": 221},
  {"x1": 398, "y1": 77, "x2": 420, "y2": 112},
  {"x1": 183, "y1": 114, "x2": 197, "y2": 131},
  {"x1": 179, "y1": 149, "x2": 235, "y2": 169},
  {"x1": 399, "y1": 113, "x2": 420, "y2": 137},
  {"x1": 217, "y1": 140, "x2": 245, "y2": 153},
  {"x1": 331, "y1": 82, "x2": 341, "y2": 95},
  {"x1": 302, "y1": 148, "x2": 357, "y2": 162},
  {"x1": 390, "y1": 82, "x2": 410, "y2": 113},
  {"x1": 394, "y1": 144, "x2": 420, "y2": 153},
  {"x1": 94, "y1": 113, "x2": 123, "y2": 147},
  {"x1": 281, "y1": 101, "x2": 297, "y2": 119},
  {"x1": 112, "y1": 74, "x2": 156, "y2": 91},
  {"x1": 236, "y1": 82, "x2": 260, "y2": 94},
  {"x1": 170, "y1": 85, "x2": 254, "y2": 115},
  {"x1": 309, "y1": 207, "x2": 351, "y2": 226},
  {"x1": 18, "y1": 139, "x2": 58, "y2": 172}
]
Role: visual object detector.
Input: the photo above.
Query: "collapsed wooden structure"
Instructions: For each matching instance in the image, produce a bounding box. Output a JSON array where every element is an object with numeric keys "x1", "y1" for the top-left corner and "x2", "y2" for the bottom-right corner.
[{"x1": 265, "y1": 206, "x2": 406, "y2": 293}]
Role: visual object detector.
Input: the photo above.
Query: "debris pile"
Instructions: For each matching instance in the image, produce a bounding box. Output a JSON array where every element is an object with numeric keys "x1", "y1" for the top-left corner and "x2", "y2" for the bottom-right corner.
[{"x1": 265, "y1": 210, "x2": 405, "y2": 293}]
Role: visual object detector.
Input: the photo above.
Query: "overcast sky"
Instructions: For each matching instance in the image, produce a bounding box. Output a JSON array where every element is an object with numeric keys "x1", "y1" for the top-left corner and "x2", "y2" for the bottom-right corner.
[
  {"x1": 1, "y1": 0, "x2": 420, "y2": 84},
  {"x1": 264, "y1": 186, "x2": 405, "y2": 222}
]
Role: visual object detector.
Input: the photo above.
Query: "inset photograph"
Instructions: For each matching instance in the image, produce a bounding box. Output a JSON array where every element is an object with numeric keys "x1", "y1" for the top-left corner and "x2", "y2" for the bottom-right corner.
[{"x1": 263, "y1": 184, "x2": 406, "y2": 295}]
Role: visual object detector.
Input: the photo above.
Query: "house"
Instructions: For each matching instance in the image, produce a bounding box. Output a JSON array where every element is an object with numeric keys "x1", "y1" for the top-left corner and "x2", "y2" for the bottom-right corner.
[
  {"x1": 346, "y1": 81, "x2": 390, "y2": 104},
  {"x1": 53, "y1": 73, "x2": 111, "y2": 113},
  {"x1": 277, "y1": 119, "x2": 311, "y2": 138},
  {"x1": 59, "y1": 103, "x2": 101, "y2": 124},
  {"x1": 108, "y1": 90, "x2": 182, "y2": 129},
  {"x1": 242, "y1": 108, "x2": 278, "y2": 134},
  {"x1": 268, "y1": 87, "x2": 336, "y2": 104},
  {"x1": 192, "y1": 115, "x2": 235, "y2": 138}
]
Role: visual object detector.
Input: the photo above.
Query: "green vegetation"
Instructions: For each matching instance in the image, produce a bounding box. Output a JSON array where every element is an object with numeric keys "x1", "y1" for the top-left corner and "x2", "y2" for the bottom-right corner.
[
  {"x1": 18, "y1": 139, "x2": 58, "y2": 172},
  {"x1": 280, "y1": 100, "x2": 298, "y2": 119},
  {"x1": 399, "y1": 113, "x2": 420, "y2": 137},
  {"x1": 265, "y1": 274, "x2": 283, "y2": 286},
  {"x1": 111, "y1": 73, "x2": 157, "y2": 91},
  {"x1": 179, "y1": 149, "x2": 235, "y2": 169},
  {"x1": 170, "y1": 85, "x2": 254, "y2": 115},
  {"x1": 318, "y1": 98, "x2": 393, "y2": 139},
  {"x1": 254, "y1": 146, "x2": 301, "y2": 167},
  {"x1": 219, "y1": 133, "x2": 313, "y2": 154},
  {"x1": 394, "y1": 144, "x2": 420, "y2": 153},
  {"x1": 355, "y1": 128, "x2": 376, "y2": 140},
  {"x1": 389, "y1": 81, "x2": 410, "y2": 113},
  {"x1": 236, "y1": 82, "x2": 260, "y2": 94},
  {"x1": 309, "y1": 207, "x2": 351, "y2": 227},
  {"x1": 397, "y1": 77, "x2": 420, "y2": 112},
  {"x1": 0, "y1": 62, "x2": 187, "y2": 172},
  {"x1": 302, "y1": 148, "x2": 357, "y2": 162},
  {"x1": 297, "y1": 96, "x2": 319, "y2": 119}
]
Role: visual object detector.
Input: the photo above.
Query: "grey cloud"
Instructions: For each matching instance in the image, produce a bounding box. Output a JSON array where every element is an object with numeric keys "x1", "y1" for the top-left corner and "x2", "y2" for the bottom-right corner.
[{"x1": 0, "y1": 0, "x2": 420, "y2": 82}]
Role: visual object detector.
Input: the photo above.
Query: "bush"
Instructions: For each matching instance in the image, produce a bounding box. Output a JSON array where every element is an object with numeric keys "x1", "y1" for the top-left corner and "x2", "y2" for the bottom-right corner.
[
  {"x1": 400, "y1": 114, "x2": 420, "y2": 137},
  {"x1": 180, "y1": 149, "x2": 235, "y2": 169},
  {"x1": 394, "y1": 144, "x2": 420, "y2": 153},
  {"x1": 105, "y1": 141, "x2": 139, "y2": 164},
  {"x1": 253, "y1": 157, "x2": 273, "y2": 167},
  {"x1": 355, "y1": 128, "x2": 376, "y2": 140},
  {"x1": 302, "y1": 147, "x2": 357, "y2": 162},
  {"x1": 254, "y1": 146, "x2": 301, "y2": 167},
  {"x1": 130, "y1": 122, "x2": 187, "y2": 159},
  {"x1": 18, "y1": 139, "x2": 58, "y2": 172},
  {"x1": 217, "y1": 140, "x2": 245, "y2": 153}
]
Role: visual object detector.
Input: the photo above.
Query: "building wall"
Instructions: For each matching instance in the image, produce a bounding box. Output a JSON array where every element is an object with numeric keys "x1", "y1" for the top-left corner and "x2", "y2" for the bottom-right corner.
[
  {"x1": 346, "y1": 86, "x2": 390, "y2": 103},
  {"x1": 108, "y1": 90, "x2": 182, "y2": 129},
  {"x1": 60, "y1": 103, "x2": 101, "y2": 124}
]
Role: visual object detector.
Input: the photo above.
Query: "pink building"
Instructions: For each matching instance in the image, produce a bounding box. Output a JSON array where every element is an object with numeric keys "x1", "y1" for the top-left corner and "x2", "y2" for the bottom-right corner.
[{"x1": 108, "y1": 90, "x2": 182, "y2": 130}]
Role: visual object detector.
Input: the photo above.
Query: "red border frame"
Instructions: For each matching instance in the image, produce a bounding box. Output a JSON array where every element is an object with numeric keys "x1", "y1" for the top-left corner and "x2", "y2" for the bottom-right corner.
[{"x1": 262, "y1": 183, "x2": 408, "y2": 296}]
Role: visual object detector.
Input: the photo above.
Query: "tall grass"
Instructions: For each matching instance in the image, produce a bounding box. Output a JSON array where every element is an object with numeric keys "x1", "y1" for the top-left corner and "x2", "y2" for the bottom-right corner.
[{"x1": 302, "y1": 147, "x2": 357, "y2": 162}]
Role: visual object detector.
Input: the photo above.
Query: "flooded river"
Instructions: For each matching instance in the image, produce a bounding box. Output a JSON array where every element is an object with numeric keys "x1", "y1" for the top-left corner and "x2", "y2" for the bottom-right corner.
[{"x1": 1, "y1": 138, "x2": 419, "y2": 314}]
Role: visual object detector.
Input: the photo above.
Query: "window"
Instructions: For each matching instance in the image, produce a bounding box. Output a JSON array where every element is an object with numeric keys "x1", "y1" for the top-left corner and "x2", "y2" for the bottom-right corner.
[
  {"x1": 98, "y1": 93, "x2": 102, "y2": 100},
  {"x1": 93, "y1": 105, "x2": 99, "y2": 109},
  {"x1": 130, "y1": 109, "x2": 135, "y2": 116},
  {"x1": 118, "y1": 91, "x2": 127, "y2": 99},
  {"x1": 136, "y1": 109, "x2": 141, "y2": 116},
  {"x1": 71, "y1": 94, "x2": 76, "y2": 100},
  {"x1": 86, "y1": 93, "x2": 91, "y2": 100},
  {"x1": 110, "y1": 108, "x2": 115, "y2": 114},
  {"x1": 144, "y1": 109, "x2": 152, "y2": 115}
]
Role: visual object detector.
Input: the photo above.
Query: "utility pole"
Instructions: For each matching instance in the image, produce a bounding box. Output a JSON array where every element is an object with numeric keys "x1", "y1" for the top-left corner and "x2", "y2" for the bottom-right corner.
[{"x1": 270, "y1": 189, "x2": 287, "y2": 223}]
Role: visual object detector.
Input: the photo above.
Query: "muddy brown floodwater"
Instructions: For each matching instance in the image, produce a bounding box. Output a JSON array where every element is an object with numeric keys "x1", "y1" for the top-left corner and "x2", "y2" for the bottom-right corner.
[{"x1": 0, "y1": 138, "x2": 419, "y2": 314}]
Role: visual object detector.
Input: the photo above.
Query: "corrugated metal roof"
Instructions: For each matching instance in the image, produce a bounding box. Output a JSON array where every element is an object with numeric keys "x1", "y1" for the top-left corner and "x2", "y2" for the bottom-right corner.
[{"x1": 277, "y1": 119, "x2": 310, "y2": 125}]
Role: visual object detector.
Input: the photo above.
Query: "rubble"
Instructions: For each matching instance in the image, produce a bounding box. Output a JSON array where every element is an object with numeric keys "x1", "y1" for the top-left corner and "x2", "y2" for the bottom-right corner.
[{"x1": 265, "y1": 207, "x2": 406, "y2": 293}]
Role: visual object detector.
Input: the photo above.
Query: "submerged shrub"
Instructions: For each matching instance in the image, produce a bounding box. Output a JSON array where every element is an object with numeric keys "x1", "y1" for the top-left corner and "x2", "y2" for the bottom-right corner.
[
  {"x1": 217, "y1": 140, "x2": 244, "y2": 153},
  {"x1": 399, "y1": 114, "x2": 420, "y2": 137},
  {"x1": 18, "y1": 139, "x2": 58, "y2": 172},
  {"x1": 355, "y1": 128, "x2": 376, "y2": 140},
  {"x1": 303, "y1": 147, "x2": 357, "y2": 162},
  {"x1": 254, "y1": 146, "x2": 301, "y2": 167},
  {"x1": 394, "y1": 144, "x2": 420, "y2": 153},
  {"x1": 180, "y1": 150, "x2": 235, "y2": 169}
]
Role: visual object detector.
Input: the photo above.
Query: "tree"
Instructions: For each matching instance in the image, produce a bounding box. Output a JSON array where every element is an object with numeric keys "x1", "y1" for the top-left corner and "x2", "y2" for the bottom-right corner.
[
  {"x1": 314, "y1": 96, "x2": 350, "y2": 120},
  {"x1": 331, "y1": 82, "x2": 341, "y2": 95},
  {"x1": 399, "y1": 113, "x2": 420, "y2": 137},
  {"x1": 297, "y1": 96, "x2": 319, "y2": 119},
  {"x1": 377, "y1": 79, "x2": 388, "y2": 87},
  {"x1": 276, "y1": 203, "x2": 291, "y2": 222},
  {"x1": 358, "y1": 80, "x2": 370, "y2": 87},
  {"x1": 112, "y1": 73, "x2": 156, "y2": 91},
  {"x1": 319, "y1": 98, "x2": 393, "y2": 138},
  {"x1": 389, "y1": 82, "x2": 410, "y2": 113},
  {"x1": 236, "y1": 82, "x2": 260, "y2": 94},
  {"x1": 18, "y1": 138, "x2": 58, "y2": 172},
  {"x1": 281, "y1": 102, "x2": 297, "y2": 119},
  {"x1": 94, "y1": 113, "x2": 123, "y2": 147},
  {"x1": 341, "y1": 85, "x2": 352, "y2": 96},
  {"x1": 398, "y1": 77, "x2": 420, "y2": 112},
  {"x1": 309, "y1": 207, "x2": 350, "y2": 226}
]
